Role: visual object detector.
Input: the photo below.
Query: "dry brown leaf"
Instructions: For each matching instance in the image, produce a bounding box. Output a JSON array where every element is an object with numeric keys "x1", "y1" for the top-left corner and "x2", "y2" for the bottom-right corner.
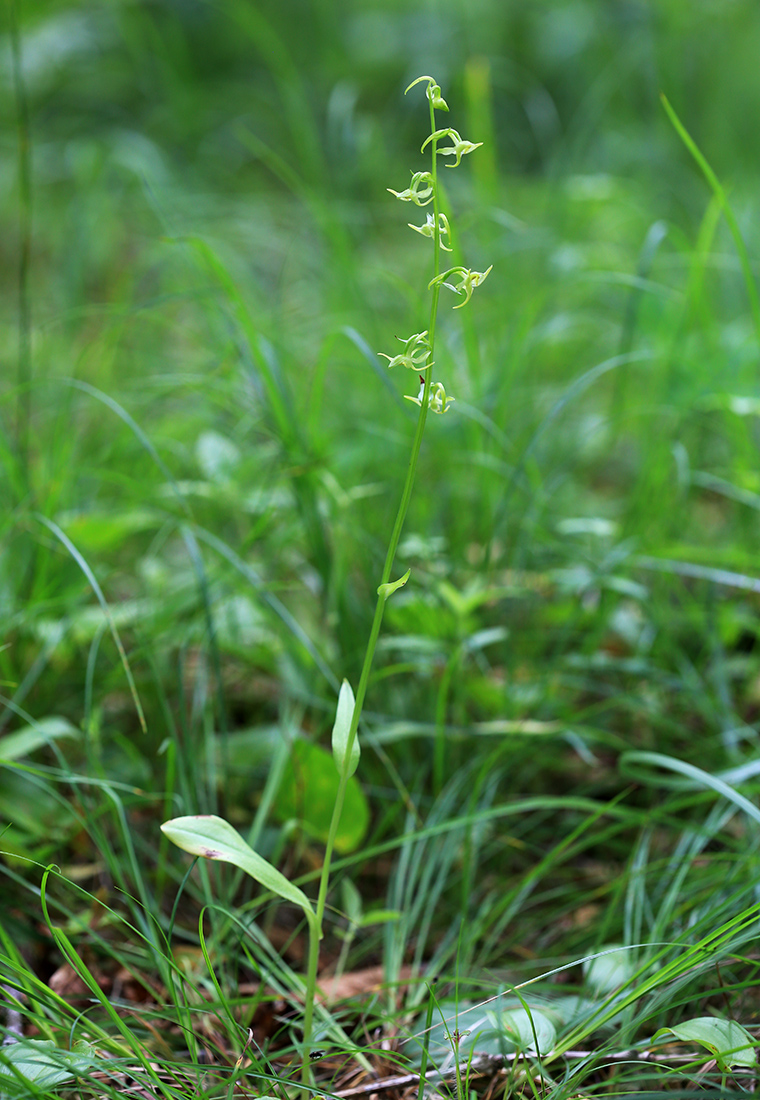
[
  {"x1": 319, "y1": 965, "x2": 413, "y2": 1002},
  {"x1": 48, "y1": 963, "x2": 89, "y2": 998}
]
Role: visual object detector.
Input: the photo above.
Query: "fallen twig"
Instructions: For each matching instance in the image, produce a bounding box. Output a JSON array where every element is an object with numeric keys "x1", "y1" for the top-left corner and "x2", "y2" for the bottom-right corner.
[{"x1": 333, "y1": 1044, "x2": 756, "y2": 1097}]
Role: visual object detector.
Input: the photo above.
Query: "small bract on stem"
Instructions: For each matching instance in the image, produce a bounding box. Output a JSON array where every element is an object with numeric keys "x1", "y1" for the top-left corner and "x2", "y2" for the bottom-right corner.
[{"x1": 160, "y1": 73, "x2": 491, "y2": 1100}]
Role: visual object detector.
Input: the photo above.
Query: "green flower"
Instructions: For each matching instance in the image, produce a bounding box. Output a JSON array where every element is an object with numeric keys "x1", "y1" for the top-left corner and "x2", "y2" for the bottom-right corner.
[
  {"x1": 421, "y1": 128, "x2": 483, "y2": 168},
  {"x1": 430, "y1": 265, "x2": 493, "y2": 308},
  {"x1": 404, "y1": 75, "x2": 449, "y2": 112},
  {"x1": 408, "y1": 212, "x2": 453, "y2": 251},
  {"x1": 387, "y1": 171, "x2": 434, "y2": 206},
  {"x1": 378, "y1": 331, "x2": 432, "y2": 370},
  {"x1": 405, "y1": 378, "x2": 455, "y2": 414}
]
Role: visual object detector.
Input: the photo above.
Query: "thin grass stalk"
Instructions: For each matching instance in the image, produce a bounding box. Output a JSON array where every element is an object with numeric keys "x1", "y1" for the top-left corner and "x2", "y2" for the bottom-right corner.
[
  {"x1": 661, "y1": 94, "x2": 760, "y2": 355},
  {"x1": 39, "y1": 870, "x2": 174, "y2": 1098},
  {"x1": 417, "y1": 981, "x2": 438, "y2": 1100}
]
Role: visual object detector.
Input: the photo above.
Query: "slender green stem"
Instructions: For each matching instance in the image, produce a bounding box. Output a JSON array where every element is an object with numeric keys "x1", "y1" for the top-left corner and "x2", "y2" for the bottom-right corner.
[
  {"x1": 300, "y1": 916, "x2": 321, "y2": 1093},
  {"x1": 660, "y1": 94, "x2": 760, "y2": 355},
  {"x1": 452, "y1": 1033, "x2": 464, "y2": 1100},
  {"x1": 300, "y1": 87, "x2": 445, "y2": 1079},
  {"x1": 417, "y1": 980, "x2": 438, "y2": 1100}
]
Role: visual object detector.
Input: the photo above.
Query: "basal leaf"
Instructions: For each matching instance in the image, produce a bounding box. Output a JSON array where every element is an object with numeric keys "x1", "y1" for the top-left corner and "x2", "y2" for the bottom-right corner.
[
  {"x1": 0, "y1": 1039, "x2": 98, "y2": 1092},
  {"x1": 583, "y1": 944, "x2": 636, "y2": 994},
  {"x1": 161, "y1": 815, "x2": 314, "y2": 918},
  {"x1": 487, "y1": 1007, "x2": 556, "y2": 1055},
  {"x1": 656, "y1": 1017, "x2": 755, "y2": 1070},
  {"x1": 276, "y1": 740, "x2": 369, "y2": 854}
]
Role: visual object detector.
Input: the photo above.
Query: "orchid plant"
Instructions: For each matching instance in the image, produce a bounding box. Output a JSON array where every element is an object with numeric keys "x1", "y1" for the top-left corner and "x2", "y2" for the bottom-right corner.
[{"x1": 161, "y1": 74, "x2": 491, "y2": 1091}]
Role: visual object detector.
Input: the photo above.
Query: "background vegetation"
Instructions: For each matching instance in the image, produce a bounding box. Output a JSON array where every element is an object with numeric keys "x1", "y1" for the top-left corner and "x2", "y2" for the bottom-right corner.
[{"x1": 3, "y1": 1, "x2": 760, "y2": 1096}]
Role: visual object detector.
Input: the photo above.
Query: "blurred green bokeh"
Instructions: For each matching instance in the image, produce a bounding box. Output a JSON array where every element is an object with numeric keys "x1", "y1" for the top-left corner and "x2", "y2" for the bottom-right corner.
[{"x1": 3, "y1": 1, "x2": 760, "y2": 220}]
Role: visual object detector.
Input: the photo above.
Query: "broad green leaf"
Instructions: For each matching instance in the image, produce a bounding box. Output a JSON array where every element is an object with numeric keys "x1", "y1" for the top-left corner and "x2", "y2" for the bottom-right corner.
[
  {"x1": 331, "y1": 679, "x2": 359, "y2": 778},
  {"x1": 415, "y1": 1001, "x2": 554, "y2": 1061},
  {"x1": 377, "y1": 568, "x2": 411, "y2": 601},
  {"x1": 0, "y1": 1039, "x2": 97, "y2": 1092},
  {"x1": 543, "y1": 994, "x2": 607, "y2": 1029},
  {"x1": 213, "y1": 726, "x2": 279, "y2": 771},
  {"x1": 57, "y1": 509, "x2": 158, "y2": 553},
  {"x1": 655, "y1": 1017, "x2": 755, "y2": 1070},
  {"x1": 161, "y1": 815, "x2": 314, "y2": 918},
  {"x1": 275, "y1": 740, "x2": 369, "y2": 854},
  {"x1": 415, "y1": 1001, "x2": 492, "y2": 1060},
  {"x1": 583, "y1": 944, "x2": 635, "y2": 994},
  {"x1": 487, "y1": 1008, "x2": 556, "y2": 1055},
  {"x1": 0, "y1": 717, "x2": 79, "y2": 762}
]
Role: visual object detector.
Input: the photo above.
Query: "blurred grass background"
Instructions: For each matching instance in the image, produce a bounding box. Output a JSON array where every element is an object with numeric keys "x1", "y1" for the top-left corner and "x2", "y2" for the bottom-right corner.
[{"x1": 4, "y1": 0, "x2": 760, "y2": 1042}]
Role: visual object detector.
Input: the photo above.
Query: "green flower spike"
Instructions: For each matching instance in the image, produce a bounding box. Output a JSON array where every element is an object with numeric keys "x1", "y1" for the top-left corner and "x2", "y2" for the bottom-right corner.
[
  {"x1": 378, "y1": 330, "x2": 432, "y2": 370},
  {"x1": 430, "y1": 264, "x2": 493, "y2": 308},
  {"x1": 421, "y1": 128, "x2": 483, "y2": 168},
  {"x1": 404, "y1": 74, "x2": 449, "y2": 111},
  {"x1": 387, "y1": 171, "x2": 434, "y2": 206},
  {"x1": 408, "y1": 212, "x2": 453, "y2": 252},
  {"x1": 405, "y1": 377, "x2": 455, "y2": 414}
]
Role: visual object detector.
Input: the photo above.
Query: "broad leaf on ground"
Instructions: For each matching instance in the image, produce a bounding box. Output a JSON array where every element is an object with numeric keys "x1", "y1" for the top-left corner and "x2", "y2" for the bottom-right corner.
[
  {"x1": 487, "y1": 1007, "x2": 556, "y2": 1055},
  {"x1": 583, "y1": 944, "x2": 636, "y2": 994},
  {"x1": 0, "y1": 1039, "x2": 98, "y2": 1094},
  {"x1": 275, "y1": 739, "x2": 369, "y2": 853},
  {"x1": 655, "y1": 1017, "x2": 755, "y2": 1070}
]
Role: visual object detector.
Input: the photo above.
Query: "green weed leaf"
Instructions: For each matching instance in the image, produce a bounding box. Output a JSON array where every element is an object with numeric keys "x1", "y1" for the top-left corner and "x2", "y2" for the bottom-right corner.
[
  {"x1": 161, "y1": 814, "x2": 315, "y2": 918},
  {"x1": 0, "y1": 1039, "x2": 98, "y2": 1092},
  {"x1": 0, "y1": 717, "x2": 79, "y2": 762},
  {"x1": 331, "y1": 679, "x2": 359, "y2": 778},
  {"x1": 583, "y1": 944, "x2": 636, "y2": 994},
  {"x1": 275, "y1": 740, "x2": 369, "y2": 853},
  {"x1": 655, "y1": 1017, "x2": 755, "y2": 1070},
  {"x1": 488, "y1": 1007, "x2": 556, "y2": 1055},
  {"x1": 59, "y1": 509, "x2": 158, "y2": 553}
]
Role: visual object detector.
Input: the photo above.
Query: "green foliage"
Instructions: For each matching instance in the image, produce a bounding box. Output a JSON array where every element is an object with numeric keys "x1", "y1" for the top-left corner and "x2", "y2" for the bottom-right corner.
[
  {"x1": 492, "y1": 1007, "x2": 556, "y2": 1055},
  {"x1": 158, "y1": 73, "x2": 488, "y2": 1088},
  {"x1": 655, "y1": 1017, "x2": 756, "y2": 1072},
  {"x1": 277, "y1": 738, "x2": 368, "y2": 852},
  {"x1": 4, "y1": 4, "x2": 760, "y2": 1097},
  {"x1": 160, "y1": 813, "x2": 316, "y2": 923},
  {"x1": 0, "y1": 1039, "x2": 99, "y2": 1095},
  {"x1": 583, "y1": 944, "x2": 638, "y2": 995}
]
